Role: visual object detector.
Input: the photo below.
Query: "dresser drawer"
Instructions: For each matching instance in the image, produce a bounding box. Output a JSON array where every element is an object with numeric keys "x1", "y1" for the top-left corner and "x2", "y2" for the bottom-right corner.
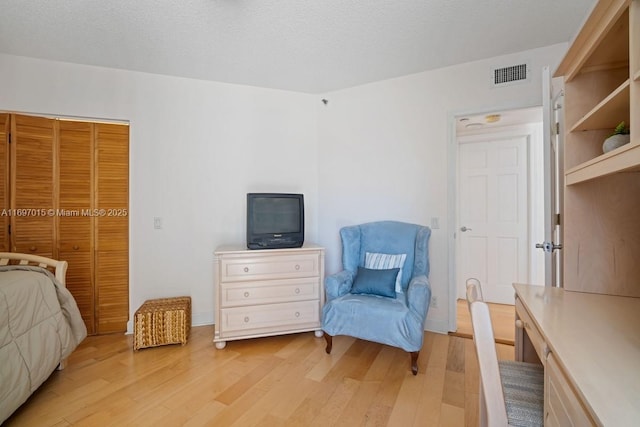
[
  {"x1": 219, "y1": 300, "x2": 320, "y2": 337},
  {"x1": 220, "y1": 278, "x2": 319, "y2": 308},
  {"x1": 516, "y1": 297, "x2": 546, "y2": 364},
  {"x1": 220, "y1": 253, "x2": 320, "y2": 282}
]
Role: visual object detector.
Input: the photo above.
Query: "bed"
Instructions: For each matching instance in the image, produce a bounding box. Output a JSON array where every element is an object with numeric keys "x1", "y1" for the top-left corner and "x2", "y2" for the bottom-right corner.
[{"x1": 0, "y1": 252, "x2": 87, "y2": 424}]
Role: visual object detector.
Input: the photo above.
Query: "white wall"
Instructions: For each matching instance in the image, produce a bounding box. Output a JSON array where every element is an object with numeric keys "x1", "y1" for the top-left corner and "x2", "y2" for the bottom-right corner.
[
  {"x1": 0, "y1": 42, "x2": 568, "y2": 336},
  {"x1": 317, "y1": 43, "x2": 568, "y2": 333},
  {"x1": 0, "y1": 53, "x2": 319, "y2": 331}
]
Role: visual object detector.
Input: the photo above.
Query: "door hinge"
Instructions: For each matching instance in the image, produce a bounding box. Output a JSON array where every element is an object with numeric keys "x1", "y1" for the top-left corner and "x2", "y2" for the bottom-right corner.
[
  {"x1": 555, "y1": 122, "x2": 560, "y2": 135},
  {"x1": 7, "y1": 224, "x2": 10, "y2": 235},
  {"x1": 556, "y1": 213, "x2": 561, "y2": 226},
  {"x1": 7, "y1": 132, "x2": 11, "y2": 144}
]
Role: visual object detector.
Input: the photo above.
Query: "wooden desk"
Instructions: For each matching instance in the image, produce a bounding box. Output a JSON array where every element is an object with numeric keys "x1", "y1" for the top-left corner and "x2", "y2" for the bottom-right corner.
[{"x1": 514, "y1": 283, "x2": 640, "y2": 426}]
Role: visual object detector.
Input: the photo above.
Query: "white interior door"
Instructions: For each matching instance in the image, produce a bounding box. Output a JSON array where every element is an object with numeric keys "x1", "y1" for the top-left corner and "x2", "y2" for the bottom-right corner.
[{"x1": 458, "y1": 134, "x2": 529, "y2": 304}]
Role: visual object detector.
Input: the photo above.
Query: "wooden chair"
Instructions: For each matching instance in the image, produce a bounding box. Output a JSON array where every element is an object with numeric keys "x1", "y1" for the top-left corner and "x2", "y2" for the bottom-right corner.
[
  {"x1": 467, "y1": 281, "x2": 544, "y2": 426},
  {"x1": 465, "y1": 277, "x2": 484, "y2": 305}
]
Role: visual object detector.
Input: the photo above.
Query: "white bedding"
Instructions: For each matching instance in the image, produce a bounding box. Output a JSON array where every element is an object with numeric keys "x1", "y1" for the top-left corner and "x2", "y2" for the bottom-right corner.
[{"x1": 0, "y1": 265, "x2": 87, "y2": 423}]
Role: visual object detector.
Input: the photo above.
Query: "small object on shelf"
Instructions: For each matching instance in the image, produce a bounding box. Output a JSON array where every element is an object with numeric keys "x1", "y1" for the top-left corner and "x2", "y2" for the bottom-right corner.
[{"x1": 602, "y1": 121, "x2": 630, "y2": 153}]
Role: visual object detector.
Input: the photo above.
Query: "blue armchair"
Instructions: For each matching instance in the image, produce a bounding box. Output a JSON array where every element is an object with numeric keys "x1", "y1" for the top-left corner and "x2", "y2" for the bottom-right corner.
[{"x1": 322, "y1": 220, "x2": 432, "y2": 375}]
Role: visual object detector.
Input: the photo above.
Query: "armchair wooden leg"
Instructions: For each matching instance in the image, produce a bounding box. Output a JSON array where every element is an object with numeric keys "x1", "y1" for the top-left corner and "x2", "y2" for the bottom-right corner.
[
  {"x1": 410, "y1": 351, "x2": 419, "y2": 375},
  {"x1": 324, "y1": 332, "x2": 333, "y2": 354}
]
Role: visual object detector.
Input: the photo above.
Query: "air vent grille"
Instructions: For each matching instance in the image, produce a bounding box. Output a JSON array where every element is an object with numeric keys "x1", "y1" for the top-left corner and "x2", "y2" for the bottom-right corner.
[{"x1": 493, "y1": 64, "x2": 528, "y2": 86}]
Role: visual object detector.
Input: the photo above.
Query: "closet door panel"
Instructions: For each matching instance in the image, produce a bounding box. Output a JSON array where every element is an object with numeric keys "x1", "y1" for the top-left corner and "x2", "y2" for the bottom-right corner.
[
  {"x1": 58, "y1": 120, "x2": 95, "y2": 334},
  {"x1": 0, "y1": 114, "x2": 9, "y2": 252},
  {"x1": 95, "y1": 250, "x2": 129, "y2": 333},
  {"x1": 60, "y1": 249, "x2": 93, "y2": 330},
  {"x1": 95, "y1": 123, "x2": 129, "y2": 334},
  {"x1": 11, "y1": 115, "x2": 55, "y2": 257}
]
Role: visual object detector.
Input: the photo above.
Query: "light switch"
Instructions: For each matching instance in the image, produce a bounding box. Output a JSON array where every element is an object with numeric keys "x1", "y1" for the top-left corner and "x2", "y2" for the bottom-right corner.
[
  {"x1": 430, "y1": 217, "x2": 440, "y2": 229},
  {"x1": 154, "y1": 217, "x2": 163, "y2": 230}
]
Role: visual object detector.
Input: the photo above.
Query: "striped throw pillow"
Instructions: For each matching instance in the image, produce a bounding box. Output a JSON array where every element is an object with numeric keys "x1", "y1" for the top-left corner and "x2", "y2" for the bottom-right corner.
[{"x1": 365, "y1": 252, "x2": 407, "y2": 293}]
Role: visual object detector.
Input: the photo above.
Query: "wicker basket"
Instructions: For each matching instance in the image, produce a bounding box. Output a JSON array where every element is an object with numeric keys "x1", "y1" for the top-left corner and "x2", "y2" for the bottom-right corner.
[{"x1": 134, "y1": 296, "x2": 191, "y2": 350}]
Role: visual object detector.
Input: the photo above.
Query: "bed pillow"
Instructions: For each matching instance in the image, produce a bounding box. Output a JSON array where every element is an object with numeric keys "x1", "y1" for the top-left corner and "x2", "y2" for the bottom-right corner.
[
  {"x1": 365, "y1": 252, "x2": 407, "y2": 293},
  {"x1": 351, "y1": 266, "x2": 399, "y2": 298}
]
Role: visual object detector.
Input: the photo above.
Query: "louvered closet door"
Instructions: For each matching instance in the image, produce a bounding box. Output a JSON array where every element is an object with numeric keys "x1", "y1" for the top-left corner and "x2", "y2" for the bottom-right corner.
[
  {"x1": 10, "y1": 115, "x2": 55, "y2": 257},
  {"x1": 0, "y1": 114, "x2": 9, "y2": 252},
  {"x1": 95, "y1": 123, "x2": 129, "y2": 334},
  {"x1": 58, "y1": 120, "x2": 95, "y2": 334}
]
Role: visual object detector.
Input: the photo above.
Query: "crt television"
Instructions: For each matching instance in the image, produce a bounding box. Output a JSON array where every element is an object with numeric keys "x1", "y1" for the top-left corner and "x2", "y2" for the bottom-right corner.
[{"x1": 246, "y1": 193, "x2": 305, "y2": 249}]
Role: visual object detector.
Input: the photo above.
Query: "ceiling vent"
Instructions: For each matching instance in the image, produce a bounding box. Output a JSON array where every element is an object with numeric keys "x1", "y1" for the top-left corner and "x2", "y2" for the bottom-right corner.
[{"x1": 491, "y1": 63, "x2": 530, "y2": 87}]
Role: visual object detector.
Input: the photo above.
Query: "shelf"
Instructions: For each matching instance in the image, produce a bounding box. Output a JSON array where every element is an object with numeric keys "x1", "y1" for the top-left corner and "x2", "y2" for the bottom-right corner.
[
  {"x1": 565, "y1": 141, "x2": 640, "y2": 185},
  {"x1": 570, "y1": 79, "x2": 630, "y2": 132},
  {"x1": 555, "y1": 0, "x2": 629, "y2": 81}
]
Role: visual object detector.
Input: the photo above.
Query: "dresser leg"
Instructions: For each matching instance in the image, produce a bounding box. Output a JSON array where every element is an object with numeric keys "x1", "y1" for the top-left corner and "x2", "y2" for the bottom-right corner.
[{"x1": 215, "y1": 341, "x2": 227, "y2": 350}]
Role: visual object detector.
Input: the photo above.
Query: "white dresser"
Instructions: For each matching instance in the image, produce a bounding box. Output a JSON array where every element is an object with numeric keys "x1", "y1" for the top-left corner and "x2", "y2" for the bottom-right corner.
[{"x1": 213, "y1": 243, "x2": 325, "y2": 349}]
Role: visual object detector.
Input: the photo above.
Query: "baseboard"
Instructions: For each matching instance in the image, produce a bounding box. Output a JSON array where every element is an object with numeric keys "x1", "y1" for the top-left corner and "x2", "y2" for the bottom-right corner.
[
  {"x1": 126, "y1": 312, "x2": 214, "y2": 335},
  {"x1": 128, "y1": 314, "x2": 448, "y2": 337},
  {"x1": 424, "y1": 318, "x2": 449, "y2": 334},
  {"x1": 449, "y1": 329, "x2": 514, "y2": 346},
  {"x1": 192, "y1": 312, "x2": 214, "y2": 328}
]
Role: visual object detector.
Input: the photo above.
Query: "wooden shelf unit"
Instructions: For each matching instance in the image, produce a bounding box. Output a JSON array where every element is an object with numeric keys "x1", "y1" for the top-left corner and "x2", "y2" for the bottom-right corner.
[
  {"x1": 569, "y1": 79, "x2": 629, "y2": 132},
  {"x1": 556, "y1": 0, "x2": 633, "y2": 184},
  {"x1": 555, "y1": 0, "x2": 640, "y2": 297},
  {"x1": 565, "y1": 141, "x2": 640, "y2": 184}
]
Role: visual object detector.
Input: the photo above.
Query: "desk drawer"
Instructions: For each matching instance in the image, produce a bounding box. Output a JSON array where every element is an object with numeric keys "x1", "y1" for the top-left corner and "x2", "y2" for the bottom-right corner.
[
  {"x1": 220, "y1": 278, "x2": 319, "y2": 308},
  {"x1": 516, "y1": 297, "x2": 546, "y2": 364},
  {"x1": 546, "y1": 353, "x2": 596, "y2": 426},
  {"x1": 220, "y1": 253, "x2": 320, "y2": 282}
]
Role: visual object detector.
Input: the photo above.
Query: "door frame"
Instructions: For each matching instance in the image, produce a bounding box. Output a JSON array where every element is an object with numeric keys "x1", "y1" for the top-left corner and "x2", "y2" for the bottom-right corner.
[
  {"x1": 446, "y1": 103, "x2": 543, "y2": 332},
  {"x1": 542, "y1": 66, "x2": 565, "y2": 287}
]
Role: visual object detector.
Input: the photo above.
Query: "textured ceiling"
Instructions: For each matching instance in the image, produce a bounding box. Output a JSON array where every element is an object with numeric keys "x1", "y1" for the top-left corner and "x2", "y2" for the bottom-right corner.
[{"x1": 0, "y1": 0, "x2": 596, "y2": 94}]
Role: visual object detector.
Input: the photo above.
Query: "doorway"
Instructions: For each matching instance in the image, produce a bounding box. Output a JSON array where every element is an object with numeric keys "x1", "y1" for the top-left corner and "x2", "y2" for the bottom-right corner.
[{"x1": 454, "y1": 107, "x2": 545, "y2": 306}]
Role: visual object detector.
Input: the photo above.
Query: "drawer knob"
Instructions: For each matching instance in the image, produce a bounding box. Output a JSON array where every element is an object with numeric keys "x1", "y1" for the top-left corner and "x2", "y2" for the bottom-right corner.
[
  {"x1": 244, "y1": 267, "x2": 249, "y2": 273},
  {"x1": 515, "y1": 319, "x2": 524, "y2": 329},
  {"x1": 295, "y1": 264, "x2": 300, "y2": 270},
  {"x1": 244, "y1": 316, "x2": 250, "y2": 323},
  {"x1": 295, "y1": 312, "x2": 300, "y2": 317},
  {"x1": 29, "y1": 246, "x2": 37, "y2": 252},
  {"x1": 295, "y1": 288, "x2": 300, "y2": 294},
  {"x1": 73, "y1": 245, "x2": 80, "y2": 250},
  {"x1": 244, "y1": 291, "x2": 250, "y2": 298}
]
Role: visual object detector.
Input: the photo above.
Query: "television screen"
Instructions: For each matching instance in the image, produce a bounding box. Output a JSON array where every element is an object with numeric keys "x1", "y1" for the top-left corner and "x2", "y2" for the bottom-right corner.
[
  {"x1": 247, "y1": 193, "x2": 305, "y2": 249},
  {"x1": 251, "y1": 197, "x2": 301, "y2": 234}
]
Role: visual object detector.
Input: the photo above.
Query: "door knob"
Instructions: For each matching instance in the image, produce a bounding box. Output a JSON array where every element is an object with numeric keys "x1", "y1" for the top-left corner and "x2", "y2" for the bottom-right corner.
[
  {"x1": 460, "y1": 226, "x2": 472, "y2": 232},
  {"x1": 535, "y1": 242, "x2": 562, "y2": 252}
]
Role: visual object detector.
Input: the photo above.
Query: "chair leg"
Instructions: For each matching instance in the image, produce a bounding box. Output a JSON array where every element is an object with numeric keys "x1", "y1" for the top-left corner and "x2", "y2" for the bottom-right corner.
[
  {"x1": 410, "y1": 351, "x2": 419, "y2": 375},
  {"x1": 324, "y1": 332, "x2": 333, "y2": 354}
]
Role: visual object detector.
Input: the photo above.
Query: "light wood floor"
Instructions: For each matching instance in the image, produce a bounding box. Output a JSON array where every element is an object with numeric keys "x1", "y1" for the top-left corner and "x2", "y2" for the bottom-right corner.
[
  {"x1": 5, "y1": 326, "x2": 516, "y2": 427},
  {"x1": 452, "y1": 299, "x2": 515, "y2": 345}
]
